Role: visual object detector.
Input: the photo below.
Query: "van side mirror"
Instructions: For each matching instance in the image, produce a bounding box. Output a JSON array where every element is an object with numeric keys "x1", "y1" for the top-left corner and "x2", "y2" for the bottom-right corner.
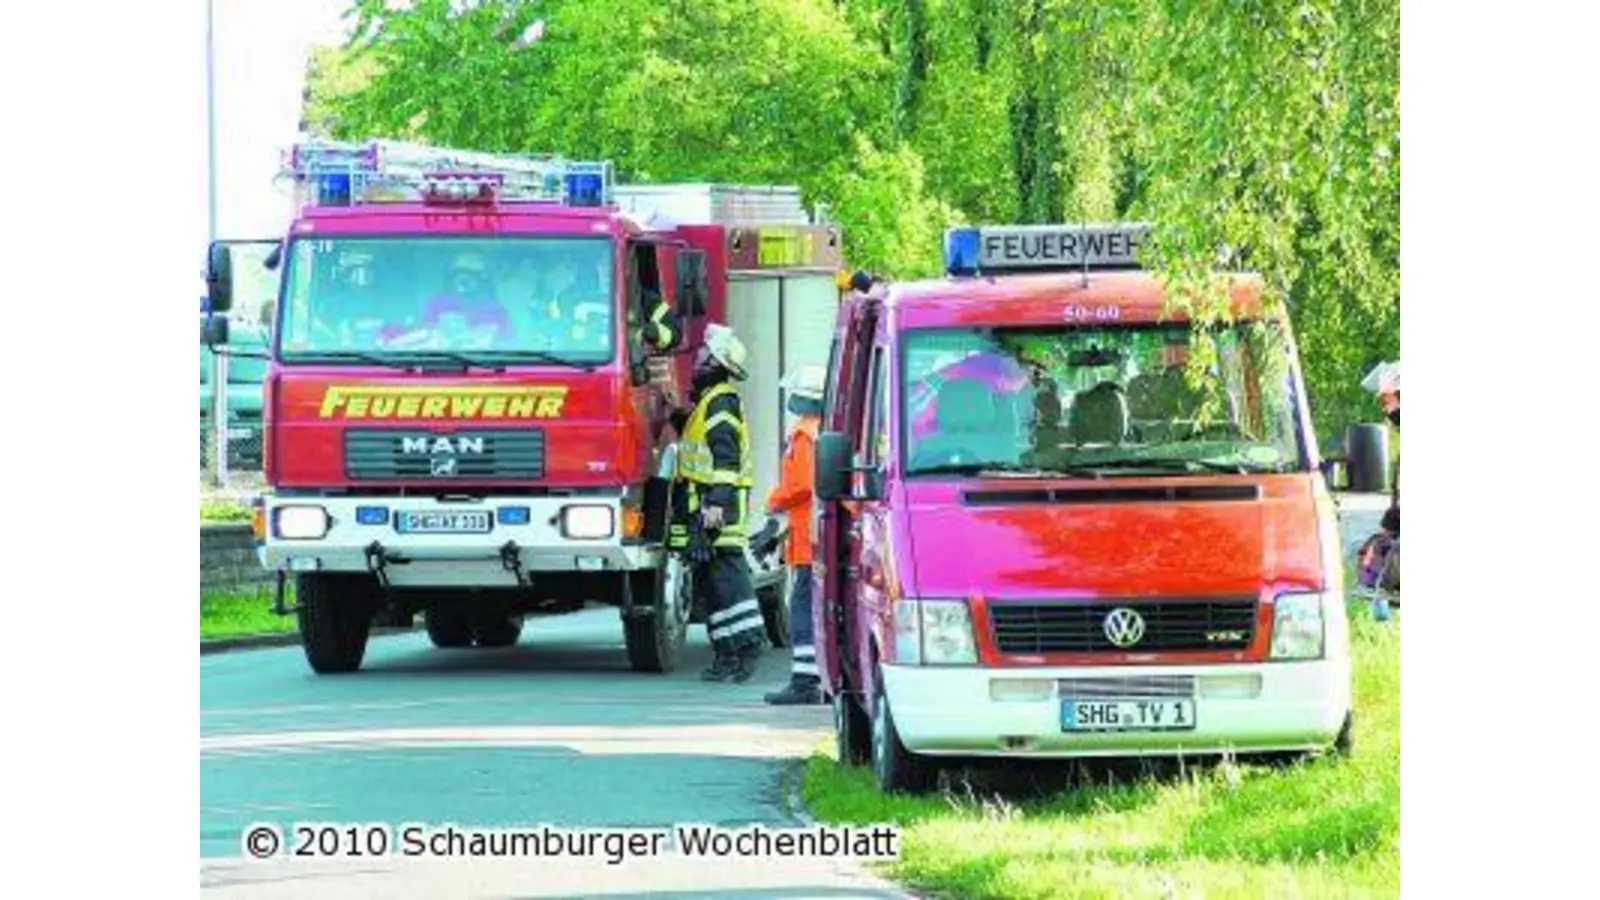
[
  {"x1": 815, "y1": 431, "x2": 851, "y2": 502},
  {"x1": 201, "y1": 315, "x2": 229, "y2": 347},
  {"x1": 676, "y1": 250, "x2": 709, "y2": 319},
  {"x1": 206, "y1": 241, "x2": 234, "y2": 313}
]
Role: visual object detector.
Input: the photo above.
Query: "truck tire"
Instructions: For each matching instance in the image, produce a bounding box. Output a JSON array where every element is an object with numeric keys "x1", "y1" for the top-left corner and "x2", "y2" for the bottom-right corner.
[
  {"x1": 296, "y1": 573, "x2": 374, "y2": 674},
  {"x1": 624, "y1": 564, "x2": 690, "y2": 673},
  {"x1": 759, "y1": 579, "x2": 791, "y2": 649},
  {"x1": 870, "y1": 662, "x2": 936, "y2": 794},
  {"x1": 834, "y1": 690, "x2": 871, "y2": 766},
  {"x1": 471, "y1": 612, "x2": 523, "y2": 648},
  {"x1": 425, "y1": 607, "x2": 473, "y2": 648}
]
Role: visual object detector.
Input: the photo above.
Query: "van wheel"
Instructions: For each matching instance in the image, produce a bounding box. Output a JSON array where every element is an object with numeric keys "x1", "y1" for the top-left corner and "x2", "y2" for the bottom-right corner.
[
  {"x1": 296, "y1": 573, "x2": 373, "y2": 675},
  {"x1": 471, "y1": 612, "x2": 522, "y2": 648},
  {"x1": 870, "y1": 663, "x2": 935, "y2": 794},
  {"x1": 425, "y1": 607, "x2": 473, "y2": 648},
  {"x1": 1334, "y1": 711, "x2": 1355, "y2": 757},
  {"x1": 624, "y1": 563, "x2": 689, "y2": 673},
  {"x1": 834, "y1": 690, "x2": 871, "y2": 766}
]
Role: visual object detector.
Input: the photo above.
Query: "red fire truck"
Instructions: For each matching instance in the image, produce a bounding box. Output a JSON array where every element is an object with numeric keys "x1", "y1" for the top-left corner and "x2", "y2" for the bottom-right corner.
[{"x1": 200, "y1": 138, "x2": 844, "y2": 675}]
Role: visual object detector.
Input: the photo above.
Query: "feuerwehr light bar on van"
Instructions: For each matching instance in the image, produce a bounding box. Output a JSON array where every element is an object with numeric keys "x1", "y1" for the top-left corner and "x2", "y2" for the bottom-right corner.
[{"x1": 944, "y1": 222, "x2": 1153, "y2": 276}]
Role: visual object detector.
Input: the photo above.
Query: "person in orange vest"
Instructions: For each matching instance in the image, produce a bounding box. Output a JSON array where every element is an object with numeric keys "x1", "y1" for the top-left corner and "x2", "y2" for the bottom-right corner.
[{"x1": 756, "y1": 364, "x2": 827, "y2": 705}]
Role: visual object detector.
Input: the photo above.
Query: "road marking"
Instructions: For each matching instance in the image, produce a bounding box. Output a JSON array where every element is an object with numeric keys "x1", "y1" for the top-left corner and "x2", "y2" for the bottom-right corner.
[{"x1": 202, "y1": 723, "x2": 828, "y2": 759}]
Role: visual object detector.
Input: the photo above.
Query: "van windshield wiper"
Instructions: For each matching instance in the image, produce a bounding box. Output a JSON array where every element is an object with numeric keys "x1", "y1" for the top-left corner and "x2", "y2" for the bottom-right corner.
[
  {"x1": 1073, "y1": 456, "x2": 1289, "y2": 475},
  {"x1": 908, "y1": 461, "x2": 1056, "y2": 478}
]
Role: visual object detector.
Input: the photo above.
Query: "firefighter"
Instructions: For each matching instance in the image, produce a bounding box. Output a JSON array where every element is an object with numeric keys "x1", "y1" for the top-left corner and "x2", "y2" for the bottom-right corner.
[
  {"x1": 669, "y1": 323, "x2": 765, "y2": 682},
  {"x1": 641, "y1": 286, "x2": 682, "y2": 352},
  {"x1": 755, "y1": 364, "x2": 826, "y2": 705}
]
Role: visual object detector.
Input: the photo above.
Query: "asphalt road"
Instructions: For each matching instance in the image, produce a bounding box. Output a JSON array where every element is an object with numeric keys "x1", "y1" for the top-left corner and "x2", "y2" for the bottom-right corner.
[{"x1": 200, "y1": 609, "x2": 909, "y2": 899}]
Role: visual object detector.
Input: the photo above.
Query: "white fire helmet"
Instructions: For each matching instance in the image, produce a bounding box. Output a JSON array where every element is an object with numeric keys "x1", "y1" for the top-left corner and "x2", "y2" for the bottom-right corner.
[
  {"x1": 703, "y1": 323, "x2": 749, "y2": 380},
  {"x1": 1360, "y1": 360, "x2": 1400, "y2": 395},
  {"x1": 781, "y1": 364, "x2": 826, "y2": 401}
]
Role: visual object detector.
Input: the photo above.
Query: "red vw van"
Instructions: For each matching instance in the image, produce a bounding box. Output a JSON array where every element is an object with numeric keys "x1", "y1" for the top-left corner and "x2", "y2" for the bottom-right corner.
[{"x1": 812, "y1": 223, "x2": 1352, "y2": 793}]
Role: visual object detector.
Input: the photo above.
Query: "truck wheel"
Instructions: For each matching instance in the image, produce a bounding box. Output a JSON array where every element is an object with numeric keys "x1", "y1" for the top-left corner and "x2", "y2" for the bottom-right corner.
[
  {"x1": 870, "y1": 662, "x2": 936, "y2": 794},
  {"x1": 624, "y1": 563, "x2": 690, "y2": 673},
  {"x1": 425, "y1": 607, "x2": 473, "y2": 648},
  {"x1": 759, "y1": 580, "x2": 791, "y2": 649},
  {"x1": 296, "y1": 573, "x2": 374, "y2": 675},
  {"x1": 834, "y1": 690, "x2": 871, "y2": 766},
  {"x1": 471, "y1": 612, "x2": 523, "y2": 648}
]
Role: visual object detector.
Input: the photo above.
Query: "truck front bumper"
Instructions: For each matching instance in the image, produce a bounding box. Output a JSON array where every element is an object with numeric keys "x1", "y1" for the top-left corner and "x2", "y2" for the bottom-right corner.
[
  {"x1": 879, "y1": 659, "x2": 1351, "y2": 759},
  {"x1": 256, "y1": 494, "x2": 660, "y2": 588}
]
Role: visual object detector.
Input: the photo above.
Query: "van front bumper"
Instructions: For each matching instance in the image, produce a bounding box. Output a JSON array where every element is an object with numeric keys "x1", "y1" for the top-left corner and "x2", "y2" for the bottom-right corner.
[
  {"x1": 256, "y1": 495, "x2": 660, "y2": 588},
  {"x1": 879, "y1": 659, "x2": 1351, "y2": 758}
]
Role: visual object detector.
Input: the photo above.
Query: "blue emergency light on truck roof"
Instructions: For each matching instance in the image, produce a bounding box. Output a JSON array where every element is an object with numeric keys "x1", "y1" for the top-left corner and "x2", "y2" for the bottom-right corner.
[
  {"x1": 280, "y1": 138, "x2": 614, "y2": 210},
  {"x1": 944, "y1": 222, "x2": 1153, "y2": 276}
]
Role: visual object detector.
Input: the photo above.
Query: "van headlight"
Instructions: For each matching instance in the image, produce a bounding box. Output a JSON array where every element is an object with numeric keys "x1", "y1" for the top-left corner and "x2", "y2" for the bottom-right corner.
[
  {"x1": 1270, "y1": 592, "x2": 1327, "y2": 660},
  {"x1": 273, "y1": 505, "x2": 330, "y2": 540},
  {"x1": 561, "y1": 504, "x2": 614, "y2": 540},
  {"x1": 892, "y1": 598, "x2": 978, "y2": 666}
]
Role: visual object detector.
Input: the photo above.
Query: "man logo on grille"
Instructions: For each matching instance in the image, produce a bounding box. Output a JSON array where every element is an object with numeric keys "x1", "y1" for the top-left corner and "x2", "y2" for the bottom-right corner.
[
  {"x1": 1103, "y1": 608, "x2": 1146, "y2": 648},
  {"x1": 430, "y1": 457, "x2": 458, "y2": 477}
]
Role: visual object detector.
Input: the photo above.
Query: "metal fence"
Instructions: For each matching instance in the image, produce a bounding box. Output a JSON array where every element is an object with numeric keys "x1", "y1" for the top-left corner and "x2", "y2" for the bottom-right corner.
[{"x1": 200, "y1": 417, "x2": 265, "y2": 479}]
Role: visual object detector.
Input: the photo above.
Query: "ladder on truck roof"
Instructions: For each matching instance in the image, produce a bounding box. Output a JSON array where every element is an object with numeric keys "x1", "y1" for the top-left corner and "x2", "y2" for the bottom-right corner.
[{"x1": 277, "y1": 137, "x2": 615, "y2": 211}]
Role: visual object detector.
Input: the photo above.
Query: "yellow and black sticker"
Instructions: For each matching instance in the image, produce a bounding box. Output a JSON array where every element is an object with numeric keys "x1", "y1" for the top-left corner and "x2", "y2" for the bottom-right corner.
[{"x1": 318, "y1": 385, "x2": 569, "y2": 420}]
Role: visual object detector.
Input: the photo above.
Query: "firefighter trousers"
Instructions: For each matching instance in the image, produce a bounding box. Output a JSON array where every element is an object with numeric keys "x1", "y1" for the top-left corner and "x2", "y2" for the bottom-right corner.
[
  {"x1": 701, "y1": 550, "x2": 765, "y2": 659},
  {"x1": 788, "y1": 565, "x2": 818, "y2": 685}
]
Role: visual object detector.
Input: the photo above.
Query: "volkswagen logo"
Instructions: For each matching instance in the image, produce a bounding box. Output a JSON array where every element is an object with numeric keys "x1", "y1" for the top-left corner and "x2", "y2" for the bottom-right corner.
[{"x1": 1103, "y1": 607, "x2": 1146, "y2": 648}]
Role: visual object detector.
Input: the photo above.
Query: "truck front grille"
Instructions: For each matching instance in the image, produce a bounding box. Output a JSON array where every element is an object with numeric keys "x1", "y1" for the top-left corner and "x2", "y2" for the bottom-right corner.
[
  {"x1": 344, "y1": 429, "x2": 546, "y2": 480},
  {"x1": 989, "y1": 598, "x2": 1258, "y2": 654}
]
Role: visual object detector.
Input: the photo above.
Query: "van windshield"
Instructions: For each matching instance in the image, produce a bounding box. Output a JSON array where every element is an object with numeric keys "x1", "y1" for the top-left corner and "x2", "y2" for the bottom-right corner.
[
  {"x1": 276, "y1": 236, "x2": 616, "y2": 364},
  {"x1": 902, "y1": 322, "x2": 1307, "y2": 476}
]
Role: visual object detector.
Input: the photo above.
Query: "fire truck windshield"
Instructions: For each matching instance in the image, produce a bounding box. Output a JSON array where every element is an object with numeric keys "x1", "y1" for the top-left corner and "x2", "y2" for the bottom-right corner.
[
  {"x1": 276, "y1": 235, "x2": 616, "y2": 364},
  {"x1": 903, "y1": 321, "x2": 1309, "y2": 477}
]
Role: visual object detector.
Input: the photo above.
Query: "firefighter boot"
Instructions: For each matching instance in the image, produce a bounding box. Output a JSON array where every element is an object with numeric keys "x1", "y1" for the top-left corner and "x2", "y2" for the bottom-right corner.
[
  {"x1": 729, "y1": 643, "x2": 763, "y2": 684},
  {"x1": 764, "y1": 677, "x2": 822, "y2": 706},
  {"x1": 701, "y1": 653, "x2": 739, "y2": 682}
]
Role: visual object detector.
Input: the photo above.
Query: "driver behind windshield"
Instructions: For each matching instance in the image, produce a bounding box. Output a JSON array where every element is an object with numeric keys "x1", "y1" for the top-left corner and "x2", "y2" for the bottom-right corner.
[{"x1": 415, "y1": 251, "x2": 514, "y2": 347}]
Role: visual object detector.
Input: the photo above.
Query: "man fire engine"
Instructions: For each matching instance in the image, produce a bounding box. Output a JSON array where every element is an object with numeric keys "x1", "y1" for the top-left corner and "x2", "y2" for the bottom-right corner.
[{"x1": 199, "y1": 138, "x2": 845, "y2": 676}]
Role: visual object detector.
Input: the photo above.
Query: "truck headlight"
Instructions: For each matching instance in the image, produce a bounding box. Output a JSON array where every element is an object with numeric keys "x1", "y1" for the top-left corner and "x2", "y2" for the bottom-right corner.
[
  {"x1": 273, "y1": 505, "x2": 330, "y2": 540},
  {"x1": 892, "y1": 598, "x2": 978, "y2": 666},
  {"x1": 1270, "y1": 592, "x2": 1326, "y2": 660},
  {"x1": 561, "y1": 504, "x2": 614, "y2": 540}
]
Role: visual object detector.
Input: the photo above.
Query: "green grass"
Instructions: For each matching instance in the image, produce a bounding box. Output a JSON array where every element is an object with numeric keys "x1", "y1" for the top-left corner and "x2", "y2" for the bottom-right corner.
[
  {"x1": 200, "y1": 585, "x2": 297, "y2": 641},
  {"x1": 803, "y1": 592, "x2": 1399, "y2": 899},
  {"x1": 200, "y1": 500, "x2": 252, "y2": 524}
]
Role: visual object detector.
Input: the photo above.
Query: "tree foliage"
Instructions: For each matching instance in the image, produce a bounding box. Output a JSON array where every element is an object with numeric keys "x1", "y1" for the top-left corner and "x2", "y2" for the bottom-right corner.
[{"x1": 311, "y1": 0, "x2": 1398, "y2": 438}]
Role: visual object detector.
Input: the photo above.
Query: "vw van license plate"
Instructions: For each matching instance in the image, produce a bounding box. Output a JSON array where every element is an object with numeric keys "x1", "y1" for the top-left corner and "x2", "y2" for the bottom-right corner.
[
  {"x1": 396, "y1": 511, "x2": 492, "y2": 535},
  {"x1": 1062, "y1": 699, "x2": 1196, "y2": 732}
]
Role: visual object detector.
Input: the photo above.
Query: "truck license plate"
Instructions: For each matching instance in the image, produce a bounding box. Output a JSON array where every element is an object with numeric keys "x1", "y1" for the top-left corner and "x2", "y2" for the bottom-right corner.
[
  {"x1": 395, "y1": 511, "x2": 492, "y2": 534},
  {"x1": 1062, "y1": 699, "x2": 1196, "y2": 732}
]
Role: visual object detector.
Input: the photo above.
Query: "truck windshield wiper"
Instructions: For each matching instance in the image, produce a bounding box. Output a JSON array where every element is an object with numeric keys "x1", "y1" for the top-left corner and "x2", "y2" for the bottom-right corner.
[
  {"x1": 289, "y1": 350, "x2": 419, "y2": 371},
  {"x1": 397, "y1": 351, "x2": 510, "y2": 373},
  {"x1": 473, "y1": 349, "x2": 596, "y2": 371}
]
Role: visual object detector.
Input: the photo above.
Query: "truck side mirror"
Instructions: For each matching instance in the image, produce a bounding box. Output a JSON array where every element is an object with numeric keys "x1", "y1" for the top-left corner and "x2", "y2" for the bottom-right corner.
[
  {"x1": 815, "y1": 431, "x2": 851, "y2": 502},
  {"x1": 201, "y1": 315, "x2": 229, "y2": 347},
  {"x1": 676, "y1": 250, "x2": 708, "y2": 319},
  {"x1": 206, "y1": 241, "x2": 234, "y2": 314}
]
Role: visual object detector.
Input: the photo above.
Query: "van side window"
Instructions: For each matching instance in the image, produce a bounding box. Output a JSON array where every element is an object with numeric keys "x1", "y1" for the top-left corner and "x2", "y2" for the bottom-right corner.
[
  {"x1": 864, "y1": 346, "x2": 887, "y2": 466},
  {"x1": 822, "y1": 334, "x2": 842, "y2": 425}
]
